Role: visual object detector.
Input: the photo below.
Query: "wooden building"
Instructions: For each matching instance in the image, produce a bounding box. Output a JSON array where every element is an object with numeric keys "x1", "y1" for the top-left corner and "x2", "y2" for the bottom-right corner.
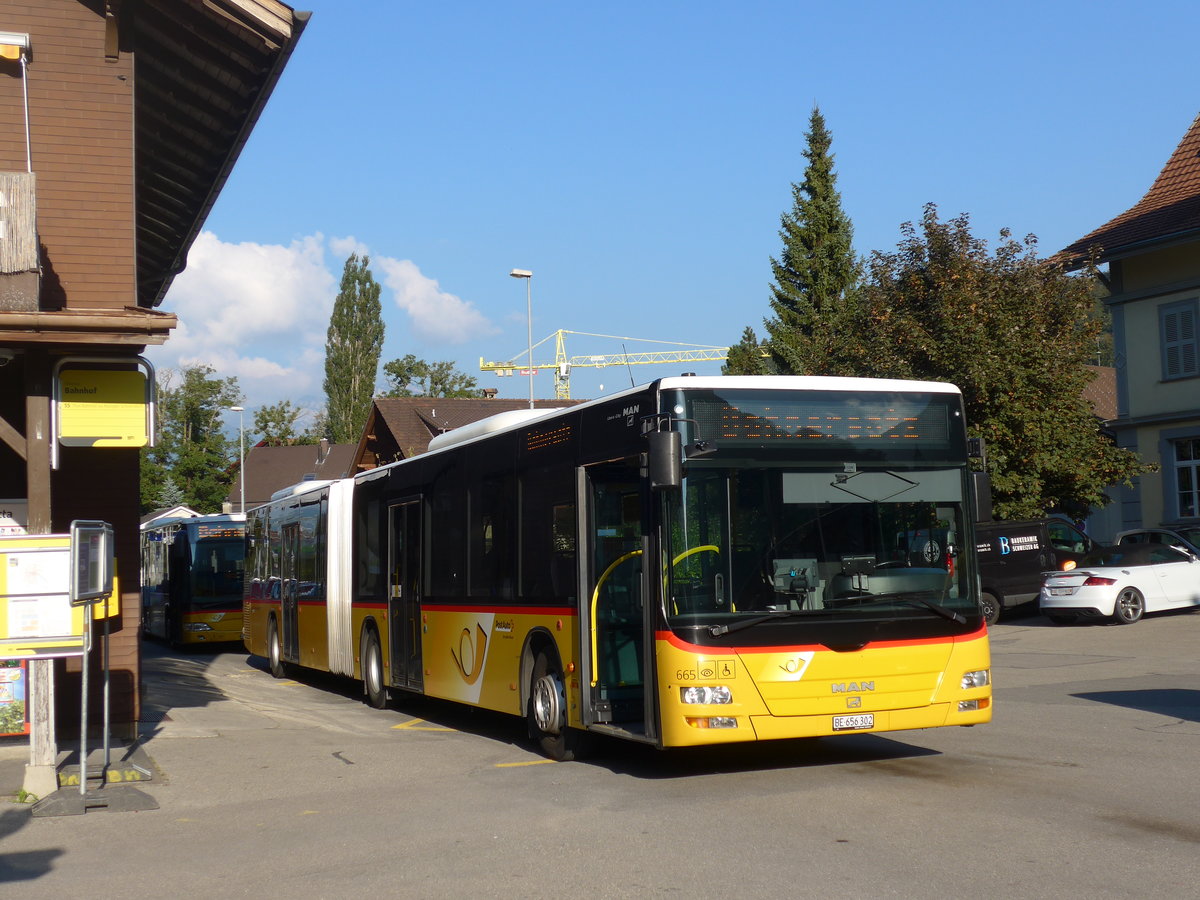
[
  {"x1": 0, "y1": 2, "x2": 307, "y2": 778},
  {"x1": 353, "y1": 397, "x2": 580, "y2": 471}
]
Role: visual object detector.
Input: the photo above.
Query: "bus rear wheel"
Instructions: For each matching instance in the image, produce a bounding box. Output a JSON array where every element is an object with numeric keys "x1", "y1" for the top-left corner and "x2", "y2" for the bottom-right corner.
[
  {"x1": 362, "y1": 630, "x2": 388, "y2": 709},
  {"x1": 268, "y1": 619, "x2": 286, "y2": 678},
  {"x1": 528, "y1": 651, "x2": 590, "y2": 761}
]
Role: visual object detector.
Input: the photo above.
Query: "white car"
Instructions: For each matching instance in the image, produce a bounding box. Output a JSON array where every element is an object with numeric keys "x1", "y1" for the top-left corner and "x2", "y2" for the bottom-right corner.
[{"x1": 1039, "y1": 543, "x2": 1200, "y2": 625}]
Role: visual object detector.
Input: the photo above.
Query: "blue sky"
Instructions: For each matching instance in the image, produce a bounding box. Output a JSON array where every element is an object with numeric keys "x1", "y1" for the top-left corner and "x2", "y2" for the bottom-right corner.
[{"x1": 145, "y1": 1, "x2": 1200, "y2": 432}]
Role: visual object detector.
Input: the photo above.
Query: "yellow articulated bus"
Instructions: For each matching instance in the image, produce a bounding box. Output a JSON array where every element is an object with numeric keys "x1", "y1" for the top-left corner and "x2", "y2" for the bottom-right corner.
[
  {"x1": 244, "y1": 376, "x2": 991, "y2": 760},
  {"x1": 141, "y1": 514, "x2": 246, "y2": 646}
]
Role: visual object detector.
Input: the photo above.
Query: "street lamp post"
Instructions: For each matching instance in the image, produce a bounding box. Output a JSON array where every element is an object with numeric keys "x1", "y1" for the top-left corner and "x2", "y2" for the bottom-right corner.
[
  {"x1": 229, "y1": 405, "x2": 245, "y2": 514},
  {"x1": 510, "y1": 268, "x2": 533, "y2": 409}
]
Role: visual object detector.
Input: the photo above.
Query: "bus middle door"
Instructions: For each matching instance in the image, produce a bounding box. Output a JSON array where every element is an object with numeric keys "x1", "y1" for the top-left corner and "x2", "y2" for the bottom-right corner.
[
  {"x1": 388, "y1": 499, "x2": 423, "y2": 690},
  {"x1": 280, "y1": 522, "x2": 301, "y2": 663}
]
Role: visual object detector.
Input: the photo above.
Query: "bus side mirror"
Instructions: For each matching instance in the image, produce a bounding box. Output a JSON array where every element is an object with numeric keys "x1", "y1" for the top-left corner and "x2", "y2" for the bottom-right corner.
[
  {"x1": 971, "y1": 471, "x2": 993, "y2": 524},
  {"x1": 647, "y1": 430, "x2": 682, "y2": 491}
]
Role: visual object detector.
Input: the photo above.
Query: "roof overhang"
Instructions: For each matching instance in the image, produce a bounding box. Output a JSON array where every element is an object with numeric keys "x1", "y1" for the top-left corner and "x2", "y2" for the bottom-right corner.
[{"x1": 130, "y1": 1, "x2": 310, "y2": 308}]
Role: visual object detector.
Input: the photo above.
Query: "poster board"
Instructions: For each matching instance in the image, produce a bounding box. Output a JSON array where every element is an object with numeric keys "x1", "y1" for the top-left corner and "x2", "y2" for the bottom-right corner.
[
  {"x1": 0, "y1": 535, "x2": 87, "y2": 659},
  {"x1": 0, "y1": 659, "x2": 29, "y2": 737}
]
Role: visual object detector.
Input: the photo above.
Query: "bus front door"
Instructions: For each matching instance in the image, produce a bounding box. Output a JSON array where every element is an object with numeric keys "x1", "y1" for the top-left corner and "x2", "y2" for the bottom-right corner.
[
  {"x1": 280, "y1": 523, "x2": 300, "y2": 663},
  {"x1": 586, "y1": 459, "x2": 655, "y2": 741},
  {"x1": 388, "y1": 499, "x2": 423, "y2": 690}
]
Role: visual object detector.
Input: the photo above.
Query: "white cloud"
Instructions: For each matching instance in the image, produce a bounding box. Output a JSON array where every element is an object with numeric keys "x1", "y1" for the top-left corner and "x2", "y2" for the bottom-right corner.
[
  {"x1": 377, "y1": 257, "x2": 498, "y2": 343},
  {"x1": 146, "y1": 232, "x2": 499, "y2": 411},
  {"x1": 329, "y1": 235, "x2": 370, "y2": 261},
  {"x1": 147, "y1": 231, "x2": 337, "y2": 408}
]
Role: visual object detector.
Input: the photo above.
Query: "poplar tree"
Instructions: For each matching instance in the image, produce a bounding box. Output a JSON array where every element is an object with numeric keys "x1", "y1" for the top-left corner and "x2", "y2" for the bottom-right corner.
[
  {"x1": 323, "y1": 254, "x2": 385, "y2": 443},
  {"x1": 761, "y1": 106, "x2": 861, "y2": 375}
]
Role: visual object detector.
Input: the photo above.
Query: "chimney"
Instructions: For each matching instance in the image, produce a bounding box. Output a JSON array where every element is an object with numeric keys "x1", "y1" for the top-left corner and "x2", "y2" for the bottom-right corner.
[{"x1": 317, "y1": 437, "x2": 330, "y2": 464}]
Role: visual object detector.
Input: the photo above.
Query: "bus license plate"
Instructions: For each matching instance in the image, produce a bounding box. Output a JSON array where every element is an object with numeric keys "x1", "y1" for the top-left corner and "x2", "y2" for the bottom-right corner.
[{"x1": 832, "y1": 714, "x2": 874, "y2": 731}]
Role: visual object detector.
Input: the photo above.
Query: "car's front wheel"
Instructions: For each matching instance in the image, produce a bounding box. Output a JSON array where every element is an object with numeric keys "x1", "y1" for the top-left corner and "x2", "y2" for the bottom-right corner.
[
  {"x1": 981, "y1": 591, "x2": 1001, "y2": 626},
  {"x1": 1112, "y1": 587, "x2": 1145, "y2": 625}
]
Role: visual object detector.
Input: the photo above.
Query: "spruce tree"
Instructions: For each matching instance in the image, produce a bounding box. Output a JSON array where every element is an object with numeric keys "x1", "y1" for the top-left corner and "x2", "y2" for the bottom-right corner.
[
  {"x1": 763, "y1": 106, "x2": 860, "y2": 375},
  {"x1": 722, "y1": 327, "x2": 773, "y2": 376},
  {"x1": 323, "y1": 254, "x2": 385, "y2": 443}
]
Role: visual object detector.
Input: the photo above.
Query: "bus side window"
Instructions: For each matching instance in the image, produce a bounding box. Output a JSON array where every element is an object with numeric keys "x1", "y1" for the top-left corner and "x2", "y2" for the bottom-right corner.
[
  {"x1": 429, "y1": 463, "x2": 465, "y2": 597},
  {"x1": 520, "y1": 463, "x2": 575, "y2": 603}
]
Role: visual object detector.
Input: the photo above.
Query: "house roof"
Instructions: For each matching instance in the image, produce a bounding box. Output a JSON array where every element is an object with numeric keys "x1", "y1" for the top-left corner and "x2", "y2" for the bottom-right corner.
[
  {"x1": 1082, "y1": 365, "x2": 1117, "y2": 422},
  {"x1": 353, "y1": 397, "x2": 580, "y2": 471},
  {"x1": 140, "y1": 504, "x2": 200, "y2": 527},
  {"x1": 1058, "y1": 112, "x2": 1200, "y2": 267},
  {"x1": 229, "y1": 441, "x2": 356, "y2": 509}
]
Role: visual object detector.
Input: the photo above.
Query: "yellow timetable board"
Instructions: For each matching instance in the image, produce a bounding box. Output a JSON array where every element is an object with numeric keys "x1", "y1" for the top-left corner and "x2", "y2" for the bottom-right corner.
[
  {"x1": 57, "y1": 368, "x2": 149, "y2": 447},
  {"x1": 0, "y1": 535, "x2": 88, "y2": 658}
]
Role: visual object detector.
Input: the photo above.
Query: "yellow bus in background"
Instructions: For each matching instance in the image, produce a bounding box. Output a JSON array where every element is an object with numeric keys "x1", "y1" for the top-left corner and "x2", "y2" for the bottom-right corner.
[
  {"x1": 142, "y1": 514, "x2": 245, "y2": 646},
  {"x1": 244, "y1": 376, "x2": 991, "y2": 759}
]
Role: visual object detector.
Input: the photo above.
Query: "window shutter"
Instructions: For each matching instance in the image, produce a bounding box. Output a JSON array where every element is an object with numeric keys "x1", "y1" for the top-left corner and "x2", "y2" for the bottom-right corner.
[{"x1": 1163, "y1": 305, "x2": 1199, "y2": 378}]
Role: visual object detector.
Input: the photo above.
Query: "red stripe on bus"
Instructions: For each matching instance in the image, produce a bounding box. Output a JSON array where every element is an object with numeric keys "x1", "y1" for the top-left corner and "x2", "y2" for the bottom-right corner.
[{"x1": 421, "y1": 603, "x2": 578, "y2": 617}]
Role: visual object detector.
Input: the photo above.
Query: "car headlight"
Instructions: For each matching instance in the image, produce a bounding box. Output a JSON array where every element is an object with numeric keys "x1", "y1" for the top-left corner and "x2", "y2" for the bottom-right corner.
[
  {"x1": 961, "y1": 669, "x2": 989, "y2": 689},
  {"x1": 680, "y1": 685, "x2": 733, "y2": 704}
]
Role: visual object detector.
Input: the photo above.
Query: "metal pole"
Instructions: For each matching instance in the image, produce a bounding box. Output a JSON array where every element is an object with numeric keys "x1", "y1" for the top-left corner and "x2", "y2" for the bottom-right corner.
[
  {"x1": 239, "y1": 408, "x2": 245, "y2": 515},
  {"x1": 532, "y1": 278, "x2": 537, "y2": 412}
]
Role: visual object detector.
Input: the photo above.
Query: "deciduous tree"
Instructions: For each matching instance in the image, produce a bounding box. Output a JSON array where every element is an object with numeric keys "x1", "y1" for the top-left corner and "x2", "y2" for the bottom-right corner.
[
  {"x1": 853, "y1": 204, "x2": 1147, "y2": 518},
  {"x1": 253, "y1": 400, "x2": 310, "y2": 445},
  {"x1": 141, "y1": 365, "x2": 242, "y2": 513},
  {"x1": 382, "y1": 354, "x2": 486, "y2": 398}
]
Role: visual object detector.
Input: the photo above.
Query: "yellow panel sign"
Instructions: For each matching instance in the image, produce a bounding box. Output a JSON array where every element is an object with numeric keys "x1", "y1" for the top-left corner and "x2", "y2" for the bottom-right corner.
[
  {"x1": 0, "y1": 535, "x2": 88, "y2": 658},
  {"x1": 58, "y1": 368, "x2": 149, "y2": 447}
]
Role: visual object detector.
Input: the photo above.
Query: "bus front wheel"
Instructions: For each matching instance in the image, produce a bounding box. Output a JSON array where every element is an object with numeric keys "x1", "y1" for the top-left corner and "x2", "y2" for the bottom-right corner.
[
  {"x1": 362, "y1": 630, "x2": 388, "y2": 709},
  {"x1": 527, "y1": 651, "x2": 590, "y2": 762}
]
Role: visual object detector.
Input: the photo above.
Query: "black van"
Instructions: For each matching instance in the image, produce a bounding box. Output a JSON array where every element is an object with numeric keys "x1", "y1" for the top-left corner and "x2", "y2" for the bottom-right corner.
[{"x1": 975, "y1": 517, "x2": 1095, "y2": 624}]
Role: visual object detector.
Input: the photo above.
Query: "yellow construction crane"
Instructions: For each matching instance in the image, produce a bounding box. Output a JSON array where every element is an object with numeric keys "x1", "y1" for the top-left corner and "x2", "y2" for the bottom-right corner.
[{"x1": 480, "y1": 329, "x2": 729, "y2": 400}]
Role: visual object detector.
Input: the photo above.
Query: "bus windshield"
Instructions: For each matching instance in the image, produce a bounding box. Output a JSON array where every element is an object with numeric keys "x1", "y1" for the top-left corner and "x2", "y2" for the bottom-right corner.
[
  {"x1": 662, "y1": 463, "x2": 977, "y2": 643},
  {"x1": 189, "y1": 538, "x2": 245, "y2": 610}
]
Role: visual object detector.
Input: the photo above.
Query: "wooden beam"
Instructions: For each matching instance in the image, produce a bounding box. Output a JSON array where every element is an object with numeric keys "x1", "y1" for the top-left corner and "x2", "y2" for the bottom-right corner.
[{"x1": 0, "y1": 411, "x2": 25, "y2": 460}]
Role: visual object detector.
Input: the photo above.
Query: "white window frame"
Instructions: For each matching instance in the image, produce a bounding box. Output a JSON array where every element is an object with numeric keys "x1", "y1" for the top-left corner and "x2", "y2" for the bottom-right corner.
[{"x1": 1174, "y1": 437, "x2": 1200, "y2": 520}]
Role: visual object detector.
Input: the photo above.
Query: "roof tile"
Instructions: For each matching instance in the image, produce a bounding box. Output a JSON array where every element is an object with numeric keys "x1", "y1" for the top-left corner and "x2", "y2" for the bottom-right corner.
[{"x1": 1058, "y1": 111, "x2": 1200, "y2": 265}]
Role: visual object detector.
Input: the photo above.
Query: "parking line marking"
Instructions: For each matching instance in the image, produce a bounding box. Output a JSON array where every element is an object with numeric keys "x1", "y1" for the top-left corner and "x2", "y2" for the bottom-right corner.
[
  {"x1": 392, "y1": 718, "x2": 456, "y2": 732},
  {"x1": 496, "y1": 759, "x2": 557, "y2": 767}
]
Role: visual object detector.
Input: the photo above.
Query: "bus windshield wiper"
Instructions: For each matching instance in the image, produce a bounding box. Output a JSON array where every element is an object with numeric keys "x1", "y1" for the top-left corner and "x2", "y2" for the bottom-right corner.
[
  {"x1": 708, "y1": 594, "x2": 967, "y2": 636},
  {"x1": 708, "y1": 609, "x2": 815, "y2": 637},
  {"x1": 846, "y1": 592, "x2": 967, "y2": 624}
]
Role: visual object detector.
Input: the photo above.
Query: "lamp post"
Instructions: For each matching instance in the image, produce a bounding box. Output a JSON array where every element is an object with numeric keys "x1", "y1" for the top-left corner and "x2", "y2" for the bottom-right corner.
[
  {"x1": 510, "y1": 268, "x2": 533, "y2": 409},
  {"x1": 229, "y1": 405, "x2": 245, "y2": 515}
]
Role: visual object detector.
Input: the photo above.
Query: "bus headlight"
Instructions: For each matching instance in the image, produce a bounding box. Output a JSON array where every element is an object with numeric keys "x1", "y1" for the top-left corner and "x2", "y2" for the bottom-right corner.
[
  {"x1": 680, "y1": 685, "x2": 733, "y2": 705},
  {"x1": 183, "y1": 623, "x2": 213, "y2": 632},
  {"x1": 961, "y1": 669, "x2": 989, "y2": 689}
]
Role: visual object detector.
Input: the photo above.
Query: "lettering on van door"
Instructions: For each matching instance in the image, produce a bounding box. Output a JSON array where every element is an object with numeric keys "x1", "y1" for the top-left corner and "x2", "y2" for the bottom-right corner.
[{"x1": 998, "y1": 535, "x2": 1040, "y2": 555}]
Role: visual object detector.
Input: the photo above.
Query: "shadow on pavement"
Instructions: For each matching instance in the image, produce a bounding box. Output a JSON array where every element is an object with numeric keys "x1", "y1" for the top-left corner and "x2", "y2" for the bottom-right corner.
[
  {"x1": 1073, "y1": 688, "x2": 1200, "y2": 723},
  {"x1": 0, "y1": 806, "x2": 62, "y2": 883}
]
